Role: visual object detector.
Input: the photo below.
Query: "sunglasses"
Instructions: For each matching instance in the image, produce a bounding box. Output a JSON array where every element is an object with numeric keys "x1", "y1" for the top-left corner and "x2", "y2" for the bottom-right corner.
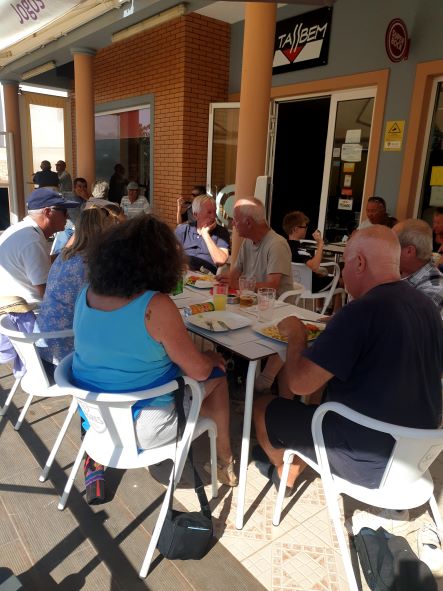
[{"x1": 51, "y1": 207, "x2": 68, "y2": 216}]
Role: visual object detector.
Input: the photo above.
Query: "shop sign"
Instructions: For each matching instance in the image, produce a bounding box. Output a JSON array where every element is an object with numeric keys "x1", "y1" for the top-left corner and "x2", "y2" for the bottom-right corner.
[
  {"x1": 385, "y1": 18, "x2": 409, "y2": 63},
  {"x1": 273, "y1": 7, "x2": 332, "y2": 74}
]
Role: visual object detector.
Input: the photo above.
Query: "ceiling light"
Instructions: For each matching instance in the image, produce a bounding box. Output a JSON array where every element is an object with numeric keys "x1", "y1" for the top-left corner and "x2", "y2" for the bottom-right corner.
[
  {"x1": 21, "y1": 61, "x2": 56, "y2": 80},
  {"x1": 112, "y1": 4, "x2": 187, "y2": 43}
]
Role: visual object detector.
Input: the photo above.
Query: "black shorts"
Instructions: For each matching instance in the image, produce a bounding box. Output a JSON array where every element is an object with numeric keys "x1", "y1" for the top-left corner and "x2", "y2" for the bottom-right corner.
[{"x1": 265, "y1": 397, "x2": 318, "y2": 464}]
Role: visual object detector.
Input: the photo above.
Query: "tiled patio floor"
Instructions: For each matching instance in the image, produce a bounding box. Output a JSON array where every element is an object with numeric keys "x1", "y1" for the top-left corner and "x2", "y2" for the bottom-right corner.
[{"x1": 1, "y1": 361, "x2": 443, "y2": 590}]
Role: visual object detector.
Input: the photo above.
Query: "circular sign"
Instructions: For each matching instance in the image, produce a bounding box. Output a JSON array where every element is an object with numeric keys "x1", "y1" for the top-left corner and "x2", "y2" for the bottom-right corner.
[{"x1": 385, "y1": 18, "x2": 409, "y2": 63}]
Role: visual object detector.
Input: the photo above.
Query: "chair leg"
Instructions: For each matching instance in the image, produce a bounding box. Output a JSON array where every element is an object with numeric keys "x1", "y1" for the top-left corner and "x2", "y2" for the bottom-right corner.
[
  {"x1": 14, "y1": 393, "x2": 34, "y2": 431},
  {"x1": 325, "y1": 495, "x2": 359, "y2": 591},
  {"x1": 0, "y1": 377, "x2": 20, "y2": 417},
  {"x1": 208, "y1": 426, "x2": 218, "y2": 499},
  {"x1": 139, "y1": 469, "x2": 175, "y2": 579},
  {"x1": 58, "y1": 438, "x2": 87, "y2": 510},
  {"x1": 39, "y1": 398, "x2": 77, "y2": 483},
  {"x1": 272, "y1": 454, "x2": 292, "y2": 527},
  {"x1": 429, "y1": 494, "x2": 443, "y2": 530}
]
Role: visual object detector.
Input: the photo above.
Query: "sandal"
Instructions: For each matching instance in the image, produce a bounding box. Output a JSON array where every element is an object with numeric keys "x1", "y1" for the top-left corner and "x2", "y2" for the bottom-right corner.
[
  {"x1": 217, "y1": 459, "x2": 238, "y2": 487},
  {"x1": 84, "y1": 455, "x2": 105, "y2": 505}
]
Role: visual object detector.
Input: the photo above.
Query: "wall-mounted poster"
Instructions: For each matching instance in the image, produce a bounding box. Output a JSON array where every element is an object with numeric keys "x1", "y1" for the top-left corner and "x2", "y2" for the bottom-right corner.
[{"x1": 273, "y1": 7, "x2": 332, "y2": 74}]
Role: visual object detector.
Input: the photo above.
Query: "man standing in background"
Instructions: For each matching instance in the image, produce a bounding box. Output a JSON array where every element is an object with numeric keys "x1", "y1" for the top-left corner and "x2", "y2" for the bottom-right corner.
[{"x1": 56, "y1": 160, "x2": 72, "y2": 193}]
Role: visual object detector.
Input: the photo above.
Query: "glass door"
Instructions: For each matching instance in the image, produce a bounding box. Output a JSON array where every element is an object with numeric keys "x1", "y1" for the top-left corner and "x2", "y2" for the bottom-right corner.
[
  {"x1": 414, "y1": 78, "x2": 443, "y2": 223},
  {"x1": 320, "y1": 89, "x2": 375, "y2": 241},
  {"x1": 267, "y1": 87, "x2": 376, "y2": 240},
  {"x1": 207, "y1": 103, "x2": 239, "y2": 196}
]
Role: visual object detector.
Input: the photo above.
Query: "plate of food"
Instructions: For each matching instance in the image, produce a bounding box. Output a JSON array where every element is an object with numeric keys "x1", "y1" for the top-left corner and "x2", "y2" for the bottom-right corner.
[
  {"x1": 254, "y1": 320, "x2": 325, "y2": 343},
  {"x1": 186, "y1": 311, "x2": 252, "y2": 332},
  {"x1": 185, "y1": 275, "x2": 215, "y2": 289}
]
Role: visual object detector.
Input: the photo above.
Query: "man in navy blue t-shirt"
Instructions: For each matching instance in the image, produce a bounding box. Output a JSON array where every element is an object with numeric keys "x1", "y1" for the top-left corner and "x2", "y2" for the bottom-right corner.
[{"x1": 254, "y1": 225, "x2": 443, "y2": 490}]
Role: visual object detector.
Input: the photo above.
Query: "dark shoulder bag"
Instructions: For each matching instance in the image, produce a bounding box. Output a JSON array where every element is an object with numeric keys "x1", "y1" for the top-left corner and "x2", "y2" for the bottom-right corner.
[{"x1": 157, "y1": 377, "x2": 213, "y2": 560}]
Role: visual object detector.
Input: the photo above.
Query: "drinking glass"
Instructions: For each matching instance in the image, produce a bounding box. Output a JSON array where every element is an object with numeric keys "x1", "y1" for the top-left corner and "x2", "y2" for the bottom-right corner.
[
  {"x1": 213, "y1": 283, "x2": 228, "y2": 311},
  {"x1": 257, "y1": 288, "x2": 276, "y2": 322},
  {"x1": 239, "y1": 275, "x2": 257, "y2": 307}
]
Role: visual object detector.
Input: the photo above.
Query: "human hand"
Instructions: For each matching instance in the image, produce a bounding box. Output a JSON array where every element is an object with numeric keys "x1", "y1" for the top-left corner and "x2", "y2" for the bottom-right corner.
[
  {"x1": 277, "y1": 316, "x2": 305, "y2": 339},
  {"x1": 177, "y1": 197, "x2": 189, "y2": 212},
  {"x1": 205, "y1": 350, "x2": 226, "y2": 372},
  {"x1": 312, "y1": 229, "x2": 323, "y2": 244},
  {"x1": 216, "y1": 274, "x2": 230, "y2": 286}
]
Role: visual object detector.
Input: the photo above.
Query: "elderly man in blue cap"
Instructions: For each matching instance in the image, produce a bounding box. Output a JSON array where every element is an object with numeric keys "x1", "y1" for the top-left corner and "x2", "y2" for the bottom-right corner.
[{"x1": 0, "y1": 188, "x2": 80, "y2": 304}]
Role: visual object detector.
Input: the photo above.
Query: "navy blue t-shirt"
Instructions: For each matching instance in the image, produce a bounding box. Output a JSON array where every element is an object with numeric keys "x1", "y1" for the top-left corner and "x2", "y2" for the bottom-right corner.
[
  {"x1": 175, "y1": 222, "x2": 230, "y2": 274},
  {"x1": 304, "y1": 281, "x2": 443, "y2": 487}
]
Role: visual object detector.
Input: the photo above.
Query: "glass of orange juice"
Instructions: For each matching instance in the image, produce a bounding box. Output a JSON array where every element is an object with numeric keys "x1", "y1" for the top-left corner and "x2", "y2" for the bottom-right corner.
[{"x1": 213, "y1": 283, "x2": 228, "y2": 311}]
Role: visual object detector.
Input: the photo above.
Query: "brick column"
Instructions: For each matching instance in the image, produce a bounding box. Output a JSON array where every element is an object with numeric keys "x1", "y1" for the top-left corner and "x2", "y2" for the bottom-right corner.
[
  {"x1": 231, "y1": 3, "x2": 276, "y2": 261},
  {"x1": 71, "y1": 48, "x2": 96, "y2": 188},
  {"x1": 1, "y1": 80, "x2": 25, "y2": 219}
]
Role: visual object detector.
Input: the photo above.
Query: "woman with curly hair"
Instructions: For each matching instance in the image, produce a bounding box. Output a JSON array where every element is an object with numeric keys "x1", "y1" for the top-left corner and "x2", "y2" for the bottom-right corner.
[{"x1": 73, "y1": 215, "x2": 237, "y2": 504}]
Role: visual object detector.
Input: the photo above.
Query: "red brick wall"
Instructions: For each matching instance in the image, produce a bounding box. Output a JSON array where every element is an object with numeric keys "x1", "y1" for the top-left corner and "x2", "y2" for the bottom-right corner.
[{"x1": 91, "y1": 13, "x2": 230, "y2": 225}]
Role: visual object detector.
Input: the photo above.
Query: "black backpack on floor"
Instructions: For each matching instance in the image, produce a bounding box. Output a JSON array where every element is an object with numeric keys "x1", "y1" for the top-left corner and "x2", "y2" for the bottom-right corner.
[{"x1": 354, "y1": 527, "x2": 437, "y2": 591}]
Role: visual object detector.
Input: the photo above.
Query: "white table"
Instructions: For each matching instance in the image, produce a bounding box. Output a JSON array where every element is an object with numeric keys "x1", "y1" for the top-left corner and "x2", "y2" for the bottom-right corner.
[
  {"x1": 172, "y1": 284, "x2": 321, "y2": 529},
  {"x1": 324, "y1": 242, "x2": 346, "y2": 262}
]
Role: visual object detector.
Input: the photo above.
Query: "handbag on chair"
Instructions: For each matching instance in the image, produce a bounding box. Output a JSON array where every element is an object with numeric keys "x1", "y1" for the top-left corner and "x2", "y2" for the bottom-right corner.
[{"x1": 157, "y1": 377, "x2": 213, "y2": 560}]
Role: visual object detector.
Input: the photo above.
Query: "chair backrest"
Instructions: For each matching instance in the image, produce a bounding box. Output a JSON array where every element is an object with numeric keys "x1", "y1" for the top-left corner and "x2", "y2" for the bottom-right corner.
[
  {"x1": 55, "y1": 353, "x2": 204, "y2": 470},
  {"x1": 312, "y1": 402, "x2": 443, "y2": 490},
  {"x1": 0, "y1": 315, "x2": 73, "y2": 395},
  {"x1": 291, "y1": 262, "x2": 312, "y2": 292}
]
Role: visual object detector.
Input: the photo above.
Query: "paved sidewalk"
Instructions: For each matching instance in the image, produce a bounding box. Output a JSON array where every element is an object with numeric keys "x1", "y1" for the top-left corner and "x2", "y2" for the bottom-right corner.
[{"x1": 0, "y1": 363, "x2": 264, "y2": 590}]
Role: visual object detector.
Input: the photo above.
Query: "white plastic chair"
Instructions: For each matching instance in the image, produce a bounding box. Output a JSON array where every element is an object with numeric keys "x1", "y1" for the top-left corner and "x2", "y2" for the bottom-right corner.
[
  {"x1": 54, "y1": 353, "x2": 218, "y2": 579},
  {"x1": 273, "y1": 402, "x2": 443, "y2": 591},
  {"x1": 0, "y1": 315, "x2": 78, "y2": 482},
  {"x1": 279, "y1": 262, "x2": 341, "y2": 315}
]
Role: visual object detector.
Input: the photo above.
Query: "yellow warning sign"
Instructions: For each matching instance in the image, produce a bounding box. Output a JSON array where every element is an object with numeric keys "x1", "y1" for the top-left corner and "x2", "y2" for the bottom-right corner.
[{"x1": 384, "y1": 120, "x2": 405, "y2": 151}]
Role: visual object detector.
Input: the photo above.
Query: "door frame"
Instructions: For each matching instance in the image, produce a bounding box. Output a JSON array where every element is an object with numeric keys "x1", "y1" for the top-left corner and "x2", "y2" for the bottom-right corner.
[
  {"x1": 229, "y1": 69, "x2": 389, "y2": 222},
  {"x1": 412, "y1": 75, "x2": 443, "y2": 218},
  {"x1": 267, "y1": 86, "x2": 376, "y2": 233}
]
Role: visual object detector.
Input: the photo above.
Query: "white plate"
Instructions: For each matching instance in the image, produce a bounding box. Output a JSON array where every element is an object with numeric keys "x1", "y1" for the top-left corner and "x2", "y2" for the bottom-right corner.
[
  {"x1": 253, "y1": 320, "x2": 325, "y2": 343},
  {"x1": 185, "y1": 277, "x2": 215, "y2": 289},
  {"x1": 186, "y1": 311, "x2": 252, "y2": 332}
]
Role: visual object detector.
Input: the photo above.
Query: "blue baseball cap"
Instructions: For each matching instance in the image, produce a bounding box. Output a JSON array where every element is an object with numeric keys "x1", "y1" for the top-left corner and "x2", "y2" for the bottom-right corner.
[{"x1": 27, "y1": 188, "x2": 81, "y2": 211}]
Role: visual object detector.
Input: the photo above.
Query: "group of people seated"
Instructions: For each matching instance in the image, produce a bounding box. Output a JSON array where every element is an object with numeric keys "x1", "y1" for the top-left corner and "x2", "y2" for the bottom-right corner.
[{"x1": 0, "y1": 182, "x2": 442, "y2": 511}]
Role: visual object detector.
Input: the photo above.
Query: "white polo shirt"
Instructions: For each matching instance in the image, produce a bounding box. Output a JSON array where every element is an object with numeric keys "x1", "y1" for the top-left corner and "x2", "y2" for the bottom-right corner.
[{"x1": 0, "y1": 216, "x2": 51, "y2": 304}]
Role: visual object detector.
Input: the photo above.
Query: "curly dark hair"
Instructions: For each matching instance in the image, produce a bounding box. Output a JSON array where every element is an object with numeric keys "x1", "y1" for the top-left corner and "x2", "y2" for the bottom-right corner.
[{"x1": 87, "y1": 215, "x2": 185, "y2": 297}]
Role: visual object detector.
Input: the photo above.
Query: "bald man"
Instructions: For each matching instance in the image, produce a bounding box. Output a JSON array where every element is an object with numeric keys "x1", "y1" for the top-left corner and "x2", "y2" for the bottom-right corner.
[
  {"x1": 224, "y1": 197, "x2": 292, "y2": 296},
  {"x1": 393, "y1": 218, "x2": 443, "y2": 309},
  {"x1": 254, "y1": 225, "x2": 443, "y2": 492}
]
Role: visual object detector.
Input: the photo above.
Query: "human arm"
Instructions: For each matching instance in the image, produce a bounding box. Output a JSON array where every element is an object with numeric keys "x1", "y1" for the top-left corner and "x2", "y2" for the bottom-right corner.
[
  {"x1": 278, "y1": 316, "x2": 333, "y2": 395},
  {"x1": 146, "y1": 293, "x2": 225, "y2": 380},
  {"x1": 199, "y1": 223, "x2": 229, "y2": 266},
  {"x1": 176, "y1": 197, "x2": 191, "y2": 225},
  {"x1": 142, "y1": 198, "x2": 151, "y2": 214},
  {"x1": 34, "y1": 284, "x2": 46, "y2": 299},
  {"x1": 218, "y1": 266, "x2": 241, "y2": 289},
  {"x1": 305, "y1": 230, "x2": 324, "y2": 273}
]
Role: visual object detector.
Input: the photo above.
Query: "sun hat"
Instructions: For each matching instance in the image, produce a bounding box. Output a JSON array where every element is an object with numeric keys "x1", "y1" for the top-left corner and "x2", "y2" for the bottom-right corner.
[
  {"x1": 0, "y1": 296, "x2": 37, "y2": 314},
  {"x1": 127, "y1": 181, "x2": 139, "y2": 190},
  {"x1": 27, "y1": 188, "x2": 81, "y2": 211}
]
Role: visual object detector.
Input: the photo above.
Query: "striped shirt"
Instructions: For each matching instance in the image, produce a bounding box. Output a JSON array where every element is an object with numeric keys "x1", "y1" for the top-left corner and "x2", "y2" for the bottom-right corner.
[
  {"x1": 120, "y1": 195, "x2": 151, "y2": 218},
  {"x1": 405, "y1": 261, "x2": 443, "y2": 310}
]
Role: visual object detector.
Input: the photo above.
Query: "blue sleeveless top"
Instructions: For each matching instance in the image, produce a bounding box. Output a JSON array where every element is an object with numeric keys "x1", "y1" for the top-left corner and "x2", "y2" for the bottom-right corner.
[{"x1": 72, "y1": 287, "x2": 179, "y2": 414}]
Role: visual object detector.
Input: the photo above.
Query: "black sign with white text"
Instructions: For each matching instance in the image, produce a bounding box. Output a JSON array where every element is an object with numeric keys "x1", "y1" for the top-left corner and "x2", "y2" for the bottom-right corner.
[{"x1": 273, "y1": 7, "x2": 332, "y2": 75}]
